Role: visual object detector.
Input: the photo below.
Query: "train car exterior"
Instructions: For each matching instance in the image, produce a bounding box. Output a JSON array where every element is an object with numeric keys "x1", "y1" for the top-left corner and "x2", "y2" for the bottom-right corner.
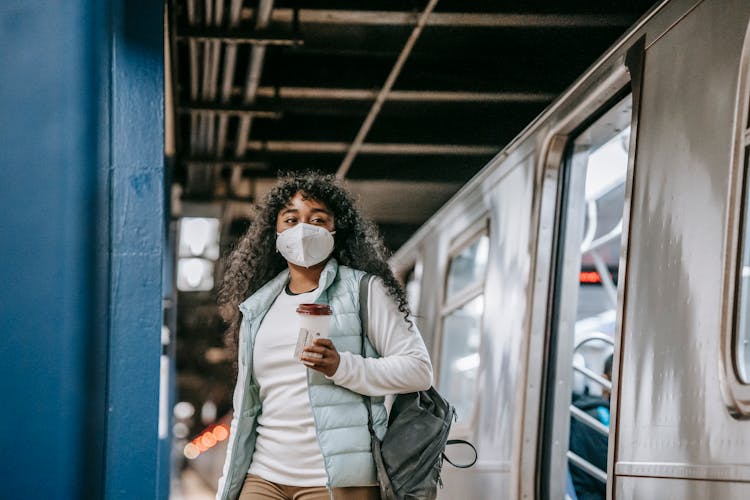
[{"x1": 390, "y1": 1, "x2": 750, "y2": 498}]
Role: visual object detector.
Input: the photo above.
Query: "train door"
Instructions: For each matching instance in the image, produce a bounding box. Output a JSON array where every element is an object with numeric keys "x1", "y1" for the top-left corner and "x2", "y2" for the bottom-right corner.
[{"x1": 539, "y1": 94, "x2": 634, "y2": 500}]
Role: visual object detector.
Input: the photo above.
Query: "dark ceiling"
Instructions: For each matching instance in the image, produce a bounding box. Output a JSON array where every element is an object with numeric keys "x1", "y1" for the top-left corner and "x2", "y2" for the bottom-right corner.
[
  {"x1": 167, "y1": 0, "x2": 658, "y2": 431},
  {"x1": 169, "y1": 0, "x2": 658, "y2": 251}
]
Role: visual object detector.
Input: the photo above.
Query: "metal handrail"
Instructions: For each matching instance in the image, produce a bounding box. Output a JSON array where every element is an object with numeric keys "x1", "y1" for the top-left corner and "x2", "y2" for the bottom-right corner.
[
  {"x1": 589, "y1": 249, "x2": 618, "y2": 309},
  {"x1": 581, "y1": 218, "x2": 622, "y2": 254},
  {"x1": 580, "y1": 200, "x2": 598, "y2": 253},
  {"x1": 573, "y1": 364, "x2": 612, "y2": 391},
  {"x1": 574, "y1": 333, "x2": 614, "y2": 351},
  {"x1": 570, "y1": 405, "x2": 608, "y2": 437},
  {"x1": 568, "y1": 335, "x2": 612, "y2": 489},
  {"x1": 567, "y1": 451, "x2": 607, "y2": 483}
]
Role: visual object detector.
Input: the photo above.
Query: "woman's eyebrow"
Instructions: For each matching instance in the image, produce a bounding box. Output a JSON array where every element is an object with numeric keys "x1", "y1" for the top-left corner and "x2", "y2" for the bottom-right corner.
[
  {"x1": 280, "y1": 207, "x2": 298, "y2": 215},
  {"x1": 310, "y1": 208, "x2": 331, "y2": 215}
]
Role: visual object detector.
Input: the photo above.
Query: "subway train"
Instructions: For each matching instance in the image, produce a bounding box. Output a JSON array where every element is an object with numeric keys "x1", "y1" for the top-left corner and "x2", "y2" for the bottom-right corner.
[
  {"x1": 192, "y1": 1, "x2": 750, "y2": 498},
  {"x1": 387, "y1": 0, "x2": 750, "y2": 498}
]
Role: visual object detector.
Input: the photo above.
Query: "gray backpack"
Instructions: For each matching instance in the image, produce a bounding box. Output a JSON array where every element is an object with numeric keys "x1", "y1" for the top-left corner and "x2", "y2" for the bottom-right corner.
[{"x1": 358, "y1": 274, "x2": 477, "y2": 500}]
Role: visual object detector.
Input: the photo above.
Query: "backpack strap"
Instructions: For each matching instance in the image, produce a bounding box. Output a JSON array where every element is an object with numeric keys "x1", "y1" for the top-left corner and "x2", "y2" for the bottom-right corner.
[
  {"x1": 443, "y1": 439, "x2": 478, "y2": 468},
  {"x1": 358, "y1": 273, "x2": 375, "y2": 432},
  {"x1": 358, "y1": 272, "x2": 373, "y2": 358}
]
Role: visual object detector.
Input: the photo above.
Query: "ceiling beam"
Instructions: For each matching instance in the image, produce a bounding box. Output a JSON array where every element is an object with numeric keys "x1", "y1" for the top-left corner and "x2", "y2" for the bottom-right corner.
[
  {"x1": 336, "y1": 0, "x2": 440, "y2": 178},
  {"x1": 178, "y1": 101, "x2": 283, "y2": 118},
  {"x1": 241, "y1": 9, "x2": 633, "y2": 28},
  {"x1": 176, "y1": 27, "x2": 303, "y2": 46},
  {"x1": 253, "y1": 86, "x2": 557, "y2": 103},
  {"x1": 244, "y1": 141, "x2": 496, "y2": 155}
]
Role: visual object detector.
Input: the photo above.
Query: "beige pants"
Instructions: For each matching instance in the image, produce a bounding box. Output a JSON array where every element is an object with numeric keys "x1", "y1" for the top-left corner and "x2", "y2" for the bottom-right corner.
[{"x1": 238, "y1": 474, "x2": 380, "y2": 500}]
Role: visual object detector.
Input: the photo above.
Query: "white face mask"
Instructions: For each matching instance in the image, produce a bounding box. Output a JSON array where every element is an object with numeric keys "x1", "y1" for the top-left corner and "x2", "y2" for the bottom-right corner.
[{"x1": 276, "y1": 223, "x2": 335, "y2": 268}]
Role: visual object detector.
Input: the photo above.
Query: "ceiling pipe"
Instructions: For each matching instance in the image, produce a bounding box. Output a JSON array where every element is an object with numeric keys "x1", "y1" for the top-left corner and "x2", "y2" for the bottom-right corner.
[
  {"x1": 216, "y1": 0, "x2": 244, "y2": 159},
  {"x1": 177, "y1": 31, "x2": 302, "y2": 46},
  {"x1": 336, "y1": 0, "x2": 440, "y2": 179},
  {"x1": 240, "y1": 9, "x2": 632, "y2": 28},
  {"x1": 245, "y1": 140, "x2": 496, "y2": 155},
  {"x1": 186, "y1": 0, "x2": 198, "y2": 155},
  {"x1": 234, "y1": 0, "x2": 275, "y2": 159},
  {"x1": 254, "y1": 86, "x2": 557, "y2": 103}
]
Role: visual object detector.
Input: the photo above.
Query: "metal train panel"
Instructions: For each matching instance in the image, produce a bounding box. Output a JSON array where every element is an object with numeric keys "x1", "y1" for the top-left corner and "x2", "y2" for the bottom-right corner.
[
  {"x1": 615, "y1": 0, "x2": 750, "y2": 485},
  {"x1": 389, "y1": 0, "x2": 750, "y2": 498},
  {"x1": 616, "y1": 476, "x2": 750, "y2": 499},
  {"x1": 435, "y1": 155, "x2": 537, "y2": 499}
]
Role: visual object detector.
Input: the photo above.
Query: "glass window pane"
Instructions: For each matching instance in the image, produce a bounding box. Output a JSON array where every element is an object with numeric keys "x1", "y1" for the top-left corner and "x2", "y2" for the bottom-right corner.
[
  {"x1": 438, "y1": 295, "x2": 483, "y2": 424},
  {"x1": 446, "y1": 235, "x2": 489, "y2": 298},
  {"x1": 736, "y1": 145, "x2": 750, "y2": 383},
  {"x1": 404, "y1": 261, "x2": 422, "y2": 313}
]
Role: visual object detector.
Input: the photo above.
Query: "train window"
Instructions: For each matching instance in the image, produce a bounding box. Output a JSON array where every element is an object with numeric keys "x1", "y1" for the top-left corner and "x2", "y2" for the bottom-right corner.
[
  {"x1": 446, "y1": 233, "x2": 489, "y2": 299},
  {"x1": 404, "y1": 260, "x2": 423, "y2": 313},
  {"x1": 734, "y1": 59, "x2": 750, "y2": 384},
  {"x1": 438, "y1": 227, "x2": 489, "y2": 428},
  {"x1": 541, "y1": 94, "x2": 633, "y2": 499},
  {"x1": 439, "y1": 294, "x2": 484, "y2": 425},
  {"x1": 738, "y1": 146, "x2": 750, "y2": 383},
  {"x1": 723, "y1": 29, "x2": 750, "y2": 415}
]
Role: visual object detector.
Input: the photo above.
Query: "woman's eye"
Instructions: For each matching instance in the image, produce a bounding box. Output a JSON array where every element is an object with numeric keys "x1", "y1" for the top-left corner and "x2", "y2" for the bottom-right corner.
[{"x1": 284, "y1": 218, "x2": 297, "y2": 224}]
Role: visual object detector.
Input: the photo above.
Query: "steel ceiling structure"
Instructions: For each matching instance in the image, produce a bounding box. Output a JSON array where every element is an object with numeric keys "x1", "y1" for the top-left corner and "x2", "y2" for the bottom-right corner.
[
  {"x1": 168, "y1": 0, "x2": 657, "y2": 251},
  {"x1": 167, "y1": 0, "x2": 659, "y2": 433}
]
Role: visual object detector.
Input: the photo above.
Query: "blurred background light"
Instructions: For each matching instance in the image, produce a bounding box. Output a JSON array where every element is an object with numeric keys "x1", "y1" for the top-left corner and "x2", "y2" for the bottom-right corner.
[
  {"x1": 174, "y1": 401, "x2": 195, "y2": 420},
  {"x1": 179, "y1": 217, "x2": 220, "y2": 259},
  {"x1": 173, "y1": 422, "x2": 190, "y2": 439},
  {"x1": 177, "y1": 258, "x2": 214, "y2": 291},
  {"x1": 184, "y1": 442, "x2": 200, "y2": 460},
  {"x1": 213, "y1": 425, "x2": 229, "y2": 441}
]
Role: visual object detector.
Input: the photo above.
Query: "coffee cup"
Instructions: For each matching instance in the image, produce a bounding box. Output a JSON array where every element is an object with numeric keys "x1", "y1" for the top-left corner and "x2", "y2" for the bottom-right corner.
[{"x1": 293, "y1": 303, "x2": 333, "y2": 361}]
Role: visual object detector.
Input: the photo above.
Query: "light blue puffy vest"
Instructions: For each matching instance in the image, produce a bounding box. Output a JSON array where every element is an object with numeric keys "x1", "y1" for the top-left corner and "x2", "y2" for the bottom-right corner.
[{"x1": 217, "y1": 259, "x2": 388, "y2": 500}]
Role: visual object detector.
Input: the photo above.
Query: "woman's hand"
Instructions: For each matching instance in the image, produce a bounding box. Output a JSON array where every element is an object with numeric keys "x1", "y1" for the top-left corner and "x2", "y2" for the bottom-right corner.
[{"x1": 302, "y1": 338, "x2": 340, "y2": 377}]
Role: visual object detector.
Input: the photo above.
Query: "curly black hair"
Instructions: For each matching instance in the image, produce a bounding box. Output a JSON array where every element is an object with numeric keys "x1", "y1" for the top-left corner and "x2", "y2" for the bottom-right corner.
[{"x1": 217, "y1": 171, "x2": 411, "y2": 366}]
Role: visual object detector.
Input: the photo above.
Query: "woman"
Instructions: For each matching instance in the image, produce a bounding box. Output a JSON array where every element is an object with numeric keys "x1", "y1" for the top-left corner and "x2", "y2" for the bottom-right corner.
[{"x1": 216, "y1": 172, "x2": 433, "y2": 500}]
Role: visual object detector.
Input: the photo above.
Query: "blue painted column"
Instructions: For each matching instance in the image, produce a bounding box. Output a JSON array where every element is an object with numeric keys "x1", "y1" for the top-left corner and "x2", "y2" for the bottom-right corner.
[
  {"x1": 105, "y1": 0, "x2": 165, "y2": 499},
  {"x1": 0, "y1": 1, "x2": 165, "y2": 498},
  {"x1": 0, "y1": 1, "x2": 106, "y2": 498}
]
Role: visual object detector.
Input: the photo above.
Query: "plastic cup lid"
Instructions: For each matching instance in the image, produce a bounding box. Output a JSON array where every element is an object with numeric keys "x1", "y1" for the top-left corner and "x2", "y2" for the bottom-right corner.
[{"x1": 296, "y1": 303, "x2": 333, "y2": 315}]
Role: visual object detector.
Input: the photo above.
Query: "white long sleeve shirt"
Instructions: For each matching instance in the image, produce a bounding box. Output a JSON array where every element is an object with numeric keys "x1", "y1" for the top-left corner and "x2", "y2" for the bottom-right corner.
[{"x1": 247, "y1": 277, "x2": 432, "y2": 486}]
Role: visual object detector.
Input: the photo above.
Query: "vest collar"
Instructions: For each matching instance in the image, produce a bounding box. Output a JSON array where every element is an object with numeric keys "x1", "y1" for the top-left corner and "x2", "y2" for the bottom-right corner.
[{"x1": 238, "y1": 258, "x2": 339, "y2": 314}]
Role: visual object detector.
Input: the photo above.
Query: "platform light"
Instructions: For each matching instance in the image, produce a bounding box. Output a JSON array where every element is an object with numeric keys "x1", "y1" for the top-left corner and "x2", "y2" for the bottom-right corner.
[
  {"x1": 174, "y1": 401, "x2": 195, "y2": 420},
  {"x1": 184, "y1": 442, "x2": 200, "y2": 459},
  {"x1": 201, "y1": 433, "x2": 218, "y2": 448},
  {"x1": 201, "y1": 400, "x2": 217, "y2": 425},
  {"x1": 177, "y1": 258, "x2": 214, "y2": 291},
  {"x1": 173, "y1": 422, "x2": 189, "y2": 439},
  {"x1": 213, "y1": 425, "x2": 229, "y2": 441},
  {"x1": 179, "y1": 217, "x2": 220, "y2": 260}
]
